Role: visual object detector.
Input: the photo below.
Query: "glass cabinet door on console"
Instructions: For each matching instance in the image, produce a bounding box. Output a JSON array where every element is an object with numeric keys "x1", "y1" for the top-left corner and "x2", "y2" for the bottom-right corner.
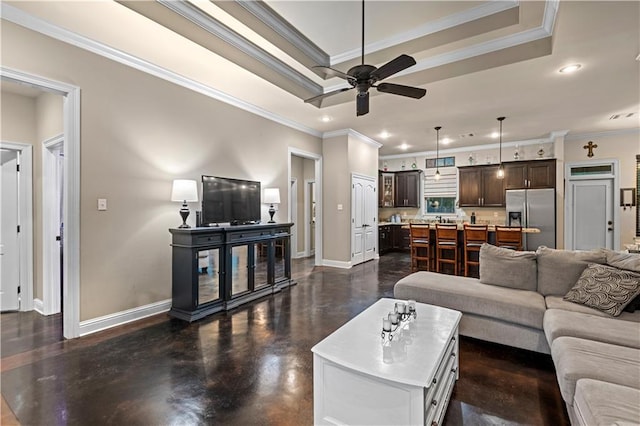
[
  {"x1": 254, "y1": 243, "x2": 269, "y2": 290},
  {"x1": 230, "y1": 245, "x2": 250, "y2": 296},
  {"x1": 273, "y1": 237, "x2": 288, "y2": 284},
  {"x1": 198, "y1": 248, "x2": 221, "y2": 305}
]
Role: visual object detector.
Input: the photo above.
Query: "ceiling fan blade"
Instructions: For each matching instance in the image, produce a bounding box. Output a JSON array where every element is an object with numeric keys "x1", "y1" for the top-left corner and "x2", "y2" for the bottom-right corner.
[
  {"x1": 312, "y1": 65, "x2": 353, "y2": 81},
  {"x1": 370, "y1": 54, "x2": 417, "y2": 81},
  {"x1": 377, "y1": 83, "x2": 426, "y2": 99},
  {"x1": 356, "y1": 92, "x2": 369, "y2": 116},
  {"x1": 304, "y1": 87, "x2": 353, "y2": 105}
]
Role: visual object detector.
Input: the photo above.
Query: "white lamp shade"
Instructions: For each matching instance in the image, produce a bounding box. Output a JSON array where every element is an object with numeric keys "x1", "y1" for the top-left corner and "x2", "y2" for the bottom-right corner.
[
  {"x1": 171, "y1": 179, "x2": 198, "y2": 202},
  {"x1": 263, "y1": 188, "x2": 281, "y2": 204}
]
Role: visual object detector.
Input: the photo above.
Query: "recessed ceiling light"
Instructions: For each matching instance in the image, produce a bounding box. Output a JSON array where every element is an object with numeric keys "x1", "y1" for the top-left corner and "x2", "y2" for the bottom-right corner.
[
  {"x1": 490, "y1": 132, "x2": 500, "y2": 139},
  {"x1": 380, "y1": 130, "x2": 390, "y2": 139},
  {"x1": 399, "y1": 143, "x2": 409, "y2": 150},
  {"x1": 441, "y1": 137, "x2": 451, "y2": 145},
  {"x1": 559, "y1": 64, "x2": 582, "y2": 74},
  {"x1": 320, "y1": 115, "x2": 332, "y2": 123}
]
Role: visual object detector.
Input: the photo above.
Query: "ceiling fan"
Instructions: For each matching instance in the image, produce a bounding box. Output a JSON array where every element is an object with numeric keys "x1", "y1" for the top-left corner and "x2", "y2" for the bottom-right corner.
[{"x1": 304, "y1": 0, "x2": 426, "y2": 116}]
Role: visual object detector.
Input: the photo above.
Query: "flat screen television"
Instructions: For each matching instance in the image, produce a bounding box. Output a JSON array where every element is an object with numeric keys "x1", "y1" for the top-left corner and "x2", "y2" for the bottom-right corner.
[{"x1": 201, "y1": 175, "x2": 261, "y2": 225}]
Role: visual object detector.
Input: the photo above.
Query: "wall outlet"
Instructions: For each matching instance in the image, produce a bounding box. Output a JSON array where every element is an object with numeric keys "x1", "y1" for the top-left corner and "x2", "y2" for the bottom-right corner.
[
  {"x1": 337, "y1": 204, "x2": 343, "y2": 211},
  {"x1": 98, "y1": 198, "x2": 107, "y2": 211},
  {"x1": 493, "y1": 211, "x2": 498, "y2": 217}
]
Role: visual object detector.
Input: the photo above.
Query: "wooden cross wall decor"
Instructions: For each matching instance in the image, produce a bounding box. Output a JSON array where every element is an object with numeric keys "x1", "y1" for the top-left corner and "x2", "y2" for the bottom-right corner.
[{"x1": 583, "y1": 141, "x2": 598, "y2": 157}]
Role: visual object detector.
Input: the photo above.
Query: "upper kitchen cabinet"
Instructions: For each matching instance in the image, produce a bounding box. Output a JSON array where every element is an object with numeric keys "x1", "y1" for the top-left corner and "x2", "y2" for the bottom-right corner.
[
  {"x1": 379, "y1": 172, "x2": 395, "y2": 207},
  {"x1": 458, "y1": 165, "x2": 505, "y2": 207},
  {"x1": 504, "y1": 159, "x2": 556, "y2": 190},
  {"x1": 394, "y1": 170, "x2": 422, "y2": 208}
]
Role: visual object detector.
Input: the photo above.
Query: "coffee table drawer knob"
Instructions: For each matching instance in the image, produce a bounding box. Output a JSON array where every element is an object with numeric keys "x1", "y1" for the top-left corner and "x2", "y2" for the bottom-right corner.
[
  {"x1": 432, "y1": 378, "x2": 437, "y2": 384},
  {"x1": 431, "y1": 399, "x2": 438, "y2": 406}
]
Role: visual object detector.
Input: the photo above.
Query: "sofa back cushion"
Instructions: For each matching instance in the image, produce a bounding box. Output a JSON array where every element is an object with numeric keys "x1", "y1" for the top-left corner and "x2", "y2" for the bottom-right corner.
[
  {"x1": 479, "y1": 243, "x2": 538, "y2": 291},
  {"x1": 536, "y1": 246, "x2": 606, "y2": 296},
  {"x1": 601, "y1": 249, "x2": 640, "y2": 272}
]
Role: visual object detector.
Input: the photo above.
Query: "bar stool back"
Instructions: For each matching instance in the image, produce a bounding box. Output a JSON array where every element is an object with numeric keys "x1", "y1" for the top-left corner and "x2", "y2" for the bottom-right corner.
[
  {"x1": 463, "y1": 224, "x2": 488, "y2": 277},
  {"x1": 409, "y1": 223, "x2": 430, "y2": 272},
  {"x1": 495, "y1": 226, "x2": 523, "y2": 250},
  {"x1": 435, "y1": 223, "x2": 458, "y2": 275}
]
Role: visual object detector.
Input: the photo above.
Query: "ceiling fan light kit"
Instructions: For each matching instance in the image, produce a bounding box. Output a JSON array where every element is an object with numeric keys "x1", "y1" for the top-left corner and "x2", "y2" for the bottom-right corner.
[{"x1": 304, "y1": 0, "x2": 426, "y2": 116}]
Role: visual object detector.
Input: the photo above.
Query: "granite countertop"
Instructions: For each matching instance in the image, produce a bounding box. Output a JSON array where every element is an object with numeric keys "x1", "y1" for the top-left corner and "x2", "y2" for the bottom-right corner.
[{"x1": 378, "y1": 222, "x2": 540, "y2": 233}]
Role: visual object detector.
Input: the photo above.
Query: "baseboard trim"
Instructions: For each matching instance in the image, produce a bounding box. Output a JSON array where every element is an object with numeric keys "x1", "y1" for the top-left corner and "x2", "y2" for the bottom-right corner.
[
  {"x1": 322, "y1": 259, "x2": 352, "y2": 269},
  {"x1": 33, "y1": 298, "x2": 44, "y2": 315},
  {"x1": 79, "y1": 299, "x2": 171, "y2": 337}
]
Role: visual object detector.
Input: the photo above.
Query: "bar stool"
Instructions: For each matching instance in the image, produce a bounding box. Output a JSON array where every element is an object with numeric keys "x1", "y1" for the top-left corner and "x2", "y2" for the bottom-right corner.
[
  {"x1": 463, "y1": 224, "x2": 488, "y2": 277},
  {"x1": 409, "y1": 223, "x2": 430, "y2": 272},
  {"x1": 495, "y1": 226, "x2": 523, "y2": 250},
  {"x1": 435, "y1": 223, "x2": 458, "y2": 275}
]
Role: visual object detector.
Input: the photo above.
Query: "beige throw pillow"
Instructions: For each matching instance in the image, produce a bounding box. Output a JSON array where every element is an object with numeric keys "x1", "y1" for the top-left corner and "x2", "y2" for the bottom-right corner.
[{"x1": 563, "y1": 263, "x2": 640, "y2": 317}]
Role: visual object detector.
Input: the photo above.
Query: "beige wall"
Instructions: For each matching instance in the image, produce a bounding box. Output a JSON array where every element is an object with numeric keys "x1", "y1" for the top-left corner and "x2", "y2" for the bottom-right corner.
[
  {"x1": 564, "y1": 132, "x2": 639, "y2": 249},
  {"x1": 2, "y1": 21, "x2": 322, "y2": 320},
  {"x1": 322, "y1": 133, "x2": 379, "y2": 264},
  {"x1": 1, "y1": 91, "x2": 37, "y2": 143}
]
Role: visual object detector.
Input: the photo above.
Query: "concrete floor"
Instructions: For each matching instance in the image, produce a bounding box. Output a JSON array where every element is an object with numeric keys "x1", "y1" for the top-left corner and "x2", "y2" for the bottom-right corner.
[{"x1": 1, "y1": 253, "x2": 569, "y2": 425}]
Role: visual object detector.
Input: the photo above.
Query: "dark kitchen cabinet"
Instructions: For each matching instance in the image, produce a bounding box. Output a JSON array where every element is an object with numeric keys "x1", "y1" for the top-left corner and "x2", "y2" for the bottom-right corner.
[
  {"x1": 458, "y1": 165, "x2": 505, "y2": 207},
  {"x1": 394, "y1": 170, "x2": 421, "y2": 208},
  {"x1": 504, "y1": 159, "x2": 556, "y2": 190}
]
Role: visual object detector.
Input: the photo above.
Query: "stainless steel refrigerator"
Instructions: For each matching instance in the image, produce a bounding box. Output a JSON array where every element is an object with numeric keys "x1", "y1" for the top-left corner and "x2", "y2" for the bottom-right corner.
[{"x1": 505, "y1": 188, "x2": 556, "y2": 251}]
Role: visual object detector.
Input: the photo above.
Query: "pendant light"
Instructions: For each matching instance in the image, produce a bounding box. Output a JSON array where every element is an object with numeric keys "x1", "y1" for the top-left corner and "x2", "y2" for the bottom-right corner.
[
  {"x1": 496, "y1": 117, "x2": 505, "y2": 179},
  {"x1": 434, "y1": 126, "x2": 442, "y2": 180}
]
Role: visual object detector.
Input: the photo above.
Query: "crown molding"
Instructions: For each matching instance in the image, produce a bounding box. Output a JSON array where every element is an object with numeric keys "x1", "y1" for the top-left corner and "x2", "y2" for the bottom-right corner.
[
  {"x1": 331, "y1": 0, "x2": 519, "y2": 65},
  {"x1": 323, "y1": 129, "x2": 382, "y2": 148},
  {"x1": 380, "y1": 135, "x2": 554, "y2": 160},
  {"x1": 565, "y1": 128, "x2": 640, "y2": 141},
  {"x1": 1, "y1": 3, "x2": 322, "y2": 138},
  {"x1": 225, "y1": 0, "x2": 329, "y2": 67},
  {"x1": 157, "y1": 0, "x2": 322, "y2": 96}
]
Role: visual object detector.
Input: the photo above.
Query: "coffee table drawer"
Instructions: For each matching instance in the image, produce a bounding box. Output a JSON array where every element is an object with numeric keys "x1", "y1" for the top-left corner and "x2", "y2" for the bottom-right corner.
[{"x1": 424, "y1": 334, "x2": 457, "y2": 415}]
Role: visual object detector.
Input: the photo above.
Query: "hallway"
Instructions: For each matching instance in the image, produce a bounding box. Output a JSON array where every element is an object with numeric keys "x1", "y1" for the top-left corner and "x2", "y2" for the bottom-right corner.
[{"x1": 1, "y1": 253, "x2": 568, "y2": 425}]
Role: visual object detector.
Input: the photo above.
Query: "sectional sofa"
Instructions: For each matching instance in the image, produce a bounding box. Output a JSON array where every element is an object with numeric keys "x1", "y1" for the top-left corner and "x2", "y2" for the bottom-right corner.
[{"x1": 394, "y1": 245, "x2": 640, "y2": 425}]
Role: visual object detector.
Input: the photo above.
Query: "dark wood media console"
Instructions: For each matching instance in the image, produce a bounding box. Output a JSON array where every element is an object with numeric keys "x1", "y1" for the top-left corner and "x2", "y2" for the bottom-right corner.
[{"x1": 169, "y1": 223, "x2": 294, "y2": 322}]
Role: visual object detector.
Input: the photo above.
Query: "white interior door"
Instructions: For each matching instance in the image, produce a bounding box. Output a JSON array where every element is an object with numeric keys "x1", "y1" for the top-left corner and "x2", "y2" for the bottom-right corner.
[
  {"x1": 351, "y1": 179, "x2": 365, "y2": 265},
  {"x1": 363, "y1": 180, "x2": 377, "y2": 262},
  {"x1": 569, "y1": 178, "x2": 614, "y2": 250},
  {"x1": 351, "y1": 175, "x2": 377, "y2": 266},
  {"x1": 1, "y1": 150, "x2": 20, "y2": 311}
]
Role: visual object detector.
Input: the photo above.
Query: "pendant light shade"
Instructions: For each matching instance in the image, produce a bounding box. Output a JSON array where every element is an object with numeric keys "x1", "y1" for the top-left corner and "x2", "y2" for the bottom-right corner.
[
  {"x1": 496, "y1": 117, "x2": 506, "y2": 179},
  {"x1": 434, "y1": 126, "x2": 442, "y2": 181}
]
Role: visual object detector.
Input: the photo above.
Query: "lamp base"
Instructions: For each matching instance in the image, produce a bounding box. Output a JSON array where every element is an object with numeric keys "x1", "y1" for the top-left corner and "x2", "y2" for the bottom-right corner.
[
  {"x1": 178, "y1": 203, "x2": 191, "y2": 228},
  {"x1": 268, "y1": 205, "x2": 276, "y2": 223}
]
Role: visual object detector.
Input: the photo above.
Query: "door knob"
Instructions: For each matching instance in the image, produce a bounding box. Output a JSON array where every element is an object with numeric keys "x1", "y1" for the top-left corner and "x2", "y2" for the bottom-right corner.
[
  {"x1": 607, "y1": 221, "x2": 613, "y2": 225},
  {"x1": 608, "y1": 228, "x2": 613, "y2": 231}
]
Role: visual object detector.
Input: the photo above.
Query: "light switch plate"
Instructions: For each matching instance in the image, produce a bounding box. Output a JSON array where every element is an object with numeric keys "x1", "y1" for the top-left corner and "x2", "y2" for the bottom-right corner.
[
  {"x1": 337, "y1": 204, "x2": 343, "y2": 211},
  {"x1": 98, "y1": 198, "x2": 107, "y2": 211}
]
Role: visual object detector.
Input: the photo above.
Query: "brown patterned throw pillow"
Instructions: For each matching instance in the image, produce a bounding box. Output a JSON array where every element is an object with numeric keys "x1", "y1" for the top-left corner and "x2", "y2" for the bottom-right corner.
[{"x1": 564, "y1": 263, "x2": 640, "y2": 317}]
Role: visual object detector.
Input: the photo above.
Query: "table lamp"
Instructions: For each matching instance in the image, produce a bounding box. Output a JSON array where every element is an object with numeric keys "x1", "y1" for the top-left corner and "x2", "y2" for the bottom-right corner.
[
  {"x1": 171, "y1": 179, "x2": 198, "y2": 228},
  {"x1": 263, "y1": 188, "x2": 281, "y2": 223}
]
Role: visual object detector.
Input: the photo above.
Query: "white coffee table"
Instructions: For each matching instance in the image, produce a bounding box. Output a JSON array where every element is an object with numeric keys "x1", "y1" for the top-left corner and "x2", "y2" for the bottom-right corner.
[{"x1": 311, "y1": 298, "x2": 462, "y2": 426}]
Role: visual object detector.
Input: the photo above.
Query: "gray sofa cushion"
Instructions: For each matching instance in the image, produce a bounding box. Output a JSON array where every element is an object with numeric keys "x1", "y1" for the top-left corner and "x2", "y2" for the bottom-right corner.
[
  {"x1": 479, "y1": 243, "x2": 537, "y2": 291},
  {"x1": 545, "y1": 296, "x2": 640, "y2": 322},
  {"x1": 602, "y1": 249, "x2": 640, "y2": 272},
  {"x1": 544, "y1": 309, "x2": 640, "y2": 349},
  {"x1": 563, "y1": 263, "x2": 640, "y2": 317},
  {"x1": 573, "y1": 379, "x2": 640, "y2": 426},
  {"x1": 551, "y1": 336, "x2": 640, "y2": 405},
  {"x1": 394, "y1": 271, "x2": 546, "y2": 329},
  {"x1": 536, "y1": 247, "x2": 606, "y2": 296}
]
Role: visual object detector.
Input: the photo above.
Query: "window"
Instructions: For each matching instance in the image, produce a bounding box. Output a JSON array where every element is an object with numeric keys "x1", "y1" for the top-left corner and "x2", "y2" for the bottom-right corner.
[{"x1": 424, "y1": 166, "x2": 457, "y2": 215}]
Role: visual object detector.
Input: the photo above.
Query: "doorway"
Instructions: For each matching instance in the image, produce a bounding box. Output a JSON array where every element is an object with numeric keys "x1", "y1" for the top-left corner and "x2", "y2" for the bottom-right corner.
[
  {"x1": 305, "y1": 180, "x2": 316, "y2": 256},
  {"x1": 565, "y1": 160, "x2": 619, "y2": 250},
  {"x1": 288, "y1": 148, "x2": 322, "y2": 266},
  {"x1": 1, "y1": 149, "x2": 21, "y2": 311},
  {"x1": 2, "y1": 68, "x2": 81, "y2": 338},
  {"x1": 0, "y1": 142, "x2": 34, "y2": 313},
  {"x1": 351, "y1": 174, "x2": 377, "y2": 265},
  {"x1": 290, "y1": 178, "x2": 298, "y2": 257},
  {"x1": 43, "y1": 136, "x2": 64, "y2": 315}
]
